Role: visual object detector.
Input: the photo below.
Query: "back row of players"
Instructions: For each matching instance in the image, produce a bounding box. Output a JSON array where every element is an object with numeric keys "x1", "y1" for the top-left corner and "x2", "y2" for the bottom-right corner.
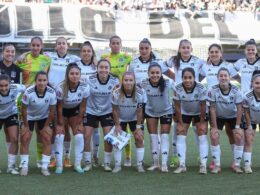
[{"x1": 0, "y1": 36, "x2": 259, "y2": 176}]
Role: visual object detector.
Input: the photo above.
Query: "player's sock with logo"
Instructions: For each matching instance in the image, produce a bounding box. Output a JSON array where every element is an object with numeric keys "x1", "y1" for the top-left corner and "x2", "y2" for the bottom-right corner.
[
  {"x1": 92, "y1": 128, "x2": 100, "y2": 159},
  {"x1": 114, "y1": 148, "x2": 122, "y2": 167},
  {"x1": 20, "y1": 154, "x2": 29, "y2": 168},
  {"x1": 8, "y1": 154, "x2": 16, "y2": 169},
  {"x1": 64, "y1": 141, "x2": 71, "y2": 160},
  {"x1": 211, "y1": 145, "x2": 221, "y2": 166},
  {"x1": 42, "y1": 154, "x2": 51, "y2": 170},
  {"x1": 176, "y1": 135, "x2": 186, "y2": 166},
  {"x1": 172, "y1": 123, "x2": 177, "y2": 156},
  {"x1": 161, "y1": 134, "x2": 169, "y2": 167},
  {"x1": 243, "y1": 152, "x2": 252, "y2": 166},
  {"x1": 136, "y1": 148, "x2": 144, "y2": 166},
  {"x1": 234, "y1": 145, "x2": 243, "y2": 166},
  {"x1": 198, "y1": 135, "x2": 208, "y2": 167},
  {"x1": 83, "y1": 152, "x2": 91, "y2": 164},
  {"x1": 74, "y1": 134, "x2": 84, "y2": 166},
  {"x1": 104, "y1": 152, "x2": 112, "y2": 166},
  {"x1": 150, "y1": 134, "x2": 159, "y2": 166},
  {"x1": 55, "y1": 134, "x2": 64, "y2": 167}
]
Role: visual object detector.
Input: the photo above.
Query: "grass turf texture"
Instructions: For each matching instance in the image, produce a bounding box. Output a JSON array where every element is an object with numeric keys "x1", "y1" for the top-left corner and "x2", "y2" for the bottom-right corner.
[{"x1": 0, "y1": 128, "x2": 259, "y2": 195}]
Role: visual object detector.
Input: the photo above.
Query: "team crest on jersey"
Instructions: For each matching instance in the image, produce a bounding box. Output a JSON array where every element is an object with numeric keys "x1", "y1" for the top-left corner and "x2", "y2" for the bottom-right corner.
[
  {"x1": 41, "y1": 63, "x2": 47, "y2": 69},
  {"x1": 182, "y1": 95, "x2": 185, "y2": 98},
  {"x1": 45, "y1": 99, "x2": 49, "y2": 103},
  {"x1": 78, "y1": 93, "x2": 82, "y2": 97},
  {"x1": 11, "y1": 95, "x2": 15, "y2": 99},
  {"x1": 191, "y1": 63, "x2": 194, "y2": 66},
  {"x1": 66, "y1": 59, "x2": 70, "y2": 63},
  {"x1": 194, "y1": 94, "x2": 198, "y2": 98},
  {"x1": 119, "y1": 58, "x2": 124, "y2": 62},
  {"x1": 108, "y1": 86, "x2": 112, "y2": 90},
  {"x1": 230, "y1": 96, "x2": 234, "y2": 100}
]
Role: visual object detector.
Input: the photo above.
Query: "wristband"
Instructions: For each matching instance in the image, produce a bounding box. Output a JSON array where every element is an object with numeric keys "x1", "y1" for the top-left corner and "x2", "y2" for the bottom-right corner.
[
  {"x1": 136, "y1": 124, "x2": 142, "y2": 129},
  {"x1": 235, "y1": 125, "x2": 240, "y2": 129}
]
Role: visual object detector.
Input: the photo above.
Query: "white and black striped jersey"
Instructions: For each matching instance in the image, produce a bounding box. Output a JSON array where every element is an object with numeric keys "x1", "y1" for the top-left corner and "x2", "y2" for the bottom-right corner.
[
  {"x1": 46, "y1": 52, "x2": 80, "y2": 88},
  {"x1": 87, "y1": 74, "x2": 119, "y2": 116},
  {"x1": 166, "y1": 55, "x2": 205, "y2": 84},
  {"x1": 0, "y1": 84, "x2": 25, "y2": 119},
  {"x1": 22, "y1": 85, "x2": 57, "y2": 120},
  {"x1": 139, "y1": 79, "x2": 173, "y2": 117},
  {"x1": 173, "y1": 82, "x2": 207, "y2": 115},
  {"x1": 200, "y1": 60, "x2": 238, "y2": 90},
  {"x1": 128, "y1": 56, "x2": 168, "y2": 83},
  {"x1": 56, "y1": 82, "x2": 90, "y2": 109},
  {"x1": 234, "y1": 58, "x2": 260, "y2": 94},
  {"x1": 76, "y1": 60, "x2": 97, "y2": 83},
  {"x1": 208, "y1": 84, "x2": 243, "y2": 119},
  {"x1": 243, "y1": 90, "x2": 260, "y2": 124},
  {"x1": 112, "y1": 87, "x2": 146, "y2": 122}
]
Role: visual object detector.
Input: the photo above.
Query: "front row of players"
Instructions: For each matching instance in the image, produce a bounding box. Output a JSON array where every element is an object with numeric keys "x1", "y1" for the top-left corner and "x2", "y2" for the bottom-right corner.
[{"x1": 0, "y1": 59, "x2": 259, "y2": 176}]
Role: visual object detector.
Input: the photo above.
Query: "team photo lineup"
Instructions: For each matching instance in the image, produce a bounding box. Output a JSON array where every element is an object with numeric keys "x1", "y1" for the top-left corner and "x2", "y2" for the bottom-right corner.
[{"x1": 0, "y1": 35, "x2": 260, "y2": 177}]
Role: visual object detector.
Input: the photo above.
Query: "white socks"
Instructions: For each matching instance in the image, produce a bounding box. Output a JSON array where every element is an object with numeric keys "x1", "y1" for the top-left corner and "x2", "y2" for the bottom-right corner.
[
  {"x1": 136, "y1": 148, "x2": 144, "y2": 166},
  {"x1": 74, "y1": 134, "x2": 84, "y2": 166},
  {"x1": 161, "y1": 134, "x2": 169, "y2": 167},
  {"x1": 83, "y1": 152, "x2": 92, "y2": 164},
  {"x1": 198, "y1": 135, "x2": 208, "y2": 167},
  {"x1": 176, "y1": 135, "x2": 186, "y2": 166},
  {"x1": 150, "y1": 134, "x2": 159, "y2": 166},
  {"x1": 211, "y1": 145, "x2": 221, "y2": 166},
  {"x1": 42, "y1": 154, "x2": 51, "y2": 169},
  {"x1": 104, "y1": 152, "x2": 112, "y2": 166},
  {"x1": 8, "y1": 154, "x2": 16, "y2": 168},
  {"x1": 92, "y1": 128, "x2": 100, "y2": 159},
  {"x1": 114, "y1": 148, "x2": 122, "y2": 166},
  {"x1": 234, "y1": 145, "x2": 244, "y2": 166},
  {"x1": 55, "y1": 134, "x2": 65, "y2": 167},
  {"x1": 172, "y1": 123, "x2": 177, "y2": 156},
  {"x1": 20, "y1": 154, "x2": 29, "y2": 168},
  {"x1": 64, "y1": 141, "x2": 71, "y2": 159},
  {"x1": 243, "y1": 152, "x2": 252, "y2": 166}
]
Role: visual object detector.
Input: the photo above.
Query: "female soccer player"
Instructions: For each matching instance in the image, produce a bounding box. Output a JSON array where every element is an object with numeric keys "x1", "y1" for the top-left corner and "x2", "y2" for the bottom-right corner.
[
  {"x1": 0, "y1": 74, "x2": 25, "y2": 174},
  {"x1": 101, "y1": 35, "x2": 133, "y2": 166},
  {"x1": 166, "y1": 39, "x2": 205, "y2": 168},
  {"x1": 243, "y1": 70, "x2": 260, "y2": 173},
  {"x1": 0, "y1": 44, "x2": 21, "y2": 162},
  {"x1": 208, "y1": 68, "x2": 243, "y2": 174},
  {"x1": 234, "y1": 39, "x2": 260, "y2": 95},
  {"x1": 55, "y1": 63, "x2": 90, "y2": 174},
  {"x1": 139, "y1": 63, "x2": 173, "y2": 172},
  {"x1": 20, "y1": 71, "x2": 56, "y2": 176},
  {"x1": 16, "y1": 37, "x2": 51, "y2": 168},
  {"x1": 128, "y1": 38, "x2": 174, "y2": 83},
  {"x1": 77, "y1": 41, "x2": 100, "y2": 167},
  {"x1": 173, "y1": 67, "x2": 208, "y2": 174},
  {"x1": 112, "y1": 71, "x2": 146, "y2": 173},
  {"x1": 83, "y1": 59, "x2": 119, "y2": 172}
]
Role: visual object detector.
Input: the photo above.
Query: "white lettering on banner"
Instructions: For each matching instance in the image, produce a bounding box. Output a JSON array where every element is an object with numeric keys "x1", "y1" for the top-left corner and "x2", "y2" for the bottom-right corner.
[{"x1": 0, "y1": 4, "x2": 259, "y2": 47}]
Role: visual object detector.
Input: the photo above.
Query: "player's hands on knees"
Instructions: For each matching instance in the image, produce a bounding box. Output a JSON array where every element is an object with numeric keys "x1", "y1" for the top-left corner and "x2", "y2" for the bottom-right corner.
[
  {"x1": 134, "y1": 128, "x2": 144, "y2": 141},
  {"x1": 20, "y1": 125, "x2": 30, "y2": 137},
  {"x1": 55, "y1": 125, "x2": 64, "y2": 135},
  {"x1": 76, "y1": 123, "x2": 84, "y2": 134},
  {"x1": 42, "y1": 125, "x2": 53, "y2": 137}
]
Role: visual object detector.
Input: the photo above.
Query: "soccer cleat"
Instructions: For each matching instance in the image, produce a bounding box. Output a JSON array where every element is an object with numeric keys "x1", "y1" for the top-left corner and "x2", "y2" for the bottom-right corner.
[
  {"x1": 233, "y1": 166, "x2": 243, "y2": 174},
  {"x1": 147, "y1": 164, "x2": 160, "y2": 171},
  {"x1": 244, "y1": 165, "x2": 253, "y2": 174},
  {"x1": 173, "y1": 165, "x2": 187, "y2": 174},
  {"x1": 161, "y1": 165, "x2": 169, "y2": 173},
  {"x1": 64, "y1": 158, "x2": 72, "y2": 168},
  {"x1": 209, "y1": 161, "x2": 216, "y2": 170},
  {"x1": 199, "y1": 165, "x2": 207, "y2": 174},
  {"x1": 41, "y1": 168, "x2": 51, "y2": 176},
  {"x1": 124, "y1": 158, "x2": 131, "y2": 167},
  {"x1": 112, "y1": 166, "x2": 122, "y2": 173},
  {"x1": 36, "y1": 160, "x2": 42, "y2": 169},
  {"x1": 48, "y1": 158, "x2": 56, "y2": 168},
  {"x1": 83, "y1": 163, "x2": 92, "y2": 172},
  {"x1": 104, "y1": 164, "x2": 112, "y2": 172},
  {"x1": 7, "y1": 167, "x2": 19, "y2": 175},
  {"x1": 20, "y1": 167, "x2": 28, "y2": 176},
  {"x1": 170, "y1": 155, "x2": 179, "y2": 168},
  {"x1": 137, "y1": 165, "x2": 145, "y2": 173},
  {"x1": 55, "y1": 167, "x2": 63, "y2": 174},
  {"x1": 210, "y1": 166, "x2": 221, "y2": 174},
  {"x1": 74, "y1": 166, "x2": 84, "y2": 174}
]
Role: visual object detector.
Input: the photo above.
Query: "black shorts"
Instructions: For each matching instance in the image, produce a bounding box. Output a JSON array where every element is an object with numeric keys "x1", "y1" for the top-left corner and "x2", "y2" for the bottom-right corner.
[
  {"x1": 0, "y1": 114, "x2": 19, "y2": 128},
  {"x1": 216, "y1": 117, "x2": 236, "y2": 130},
  {"x1": 182, "y1": 114, "x2": 208, "y2": 124},
  {"x1": 84, "y1": 113, "x2": 114, "y2": 128},
  {"x1": 145, "y1": 113, "x2": 172, "y2": 125},
  {"x1": 240, "y1": 116, "x2": 257, "y2": 130},
  {"x1": 62, "y1": 106, "x2": 79, "y2": 118},
  {"x1": 120, "y1": 121, "x2": 137, "y2": 132},
  {"x1": 28, "y1": 118, "x2": 53, "y2": 132}
]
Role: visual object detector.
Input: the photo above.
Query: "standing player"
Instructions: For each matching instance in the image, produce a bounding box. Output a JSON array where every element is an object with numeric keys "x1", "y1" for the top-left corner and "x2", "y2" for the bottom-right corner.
[
  {"x1": 0, "y1": 74, "x2": 25, "y2": 174},
  {"x1": 55, "y1": 63, "x2": 90, "y2": 174},
  {"x1": 0, "y1": 44, "x2": 21, "y2": 163},
  {"x1": 242, "y1": 70, "x2": 260, "y2": 173},
  {"x1": 101, "y1": 35, "x2": 133, "y2": 166},
  {"x1": 166, "y1": 39, "x2": 205, "y2": 168},
  {"x1": 139, "y1": 63, "x2": 173, "y2": 172},
  {"x1": 20, "y1": 71, "x2": 56, "y2": 176},
  {"x1": 46, "y1": 37, "x2": 80, "y2": 168},
  {"x1": 208, "y1": 68, "x2": 243, "y2": 174},
  {"x1": 173, "y1": 68, "x2": 208, "y2": 174},
  {"x1": 83, "y1": 59, "x2": 119, "y2": 172},
  {"x1": 16, "y1": 37, "x2": 51, "y2": 168},
  {"x1": 112, "y1": 72, "x2": 146, "y2": 173},
  {"x1": 76, "y1": 41, "x2": 100, "y2": 167}
]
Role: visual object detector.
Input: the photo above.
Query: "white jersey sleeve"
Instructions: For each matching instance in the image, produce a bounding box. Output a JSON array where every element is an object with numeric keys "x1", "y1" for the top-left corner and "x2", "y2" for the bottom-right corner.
[{"x1": 243, "y1": 90, "x2": 260, "y2": 124}]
